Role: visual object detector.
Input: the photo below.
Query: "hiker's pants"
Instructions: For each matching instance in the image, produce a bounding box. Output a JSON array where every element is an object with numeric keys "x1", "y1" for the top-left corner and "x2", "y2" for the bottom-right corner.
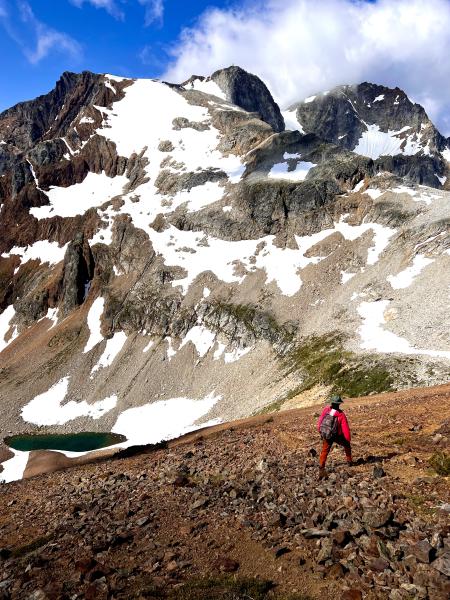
[{"x1": 319, "y1": 436, "x2": 352, "y2": 467}]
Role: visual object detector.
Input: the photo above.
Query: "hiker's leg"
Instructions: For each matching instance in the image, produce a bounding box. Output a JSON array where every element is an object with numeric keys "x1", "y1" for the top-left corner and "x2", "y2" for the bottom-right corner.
[
  {"x1": 343, "y1": 442, "x2": 353, "y2": 464},
  {"x1": 319, "y1": 439, "x2": 332, "y2": 468},
  {"x1": 336, "y1": 437, "x2": 353, "y2": 463}
]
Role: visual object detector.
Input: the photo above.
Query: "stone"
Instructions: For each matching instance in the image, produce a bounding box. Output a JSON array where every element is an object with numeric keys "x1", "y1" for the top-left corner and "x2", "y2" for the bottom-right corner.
[
  {"x1": 214, "y1": 557, "x2": 240, "y2": 573},
  {"x1": 274, "y1": 547, "x2": 291, "y2": 559},
  {"x1": 190, "y1": 496, "x2": 209, "y2": 510},
  {"x1": 301, "y1": 528, "x2": 331, "y2": 539},
  {"x1": 325, "y1": 563, "x2": 345, "y2": 578},
  {"x1": 363, "y1": 509, "x2": 393, "y2": 529},
  {"x1": 317, "y1": 539, "x2": 333, "y2": 564},
  {"x1": 411, "y1": 539, "x2": 435, "y2": 564},
  {"x1": 333, "y1": 530, "x2": 351, "y2": 546},
  {"x1": 166, "y1": 561, "x2": 178, "y2": 572},
  {"x1": 341, "y1": 590, "x2": 363, "y2": 600},
  {"x1": 369, "y1": 557, "x2": 391, "y2": 571},
  {"x1": 0, "y1": 549, "x2": 11, "y2": 560},
  {"x1": 432, "y1": 552, "x2": 450, "y2": 577},
  {"x1": 373, "y1": 465, "x2": 386, "y2": 478}
]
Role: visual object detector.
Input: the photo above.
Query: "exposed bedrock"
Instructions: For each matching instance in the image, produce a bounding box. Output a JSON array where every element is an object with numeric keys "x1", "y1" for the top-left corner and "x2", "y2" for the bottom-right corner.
[
  {"x1": 211, "y1": 66, "x2": 285, "y2": 133},
  {"x1": 60, "y1": 234, "x2": 95, "y2": 316}
]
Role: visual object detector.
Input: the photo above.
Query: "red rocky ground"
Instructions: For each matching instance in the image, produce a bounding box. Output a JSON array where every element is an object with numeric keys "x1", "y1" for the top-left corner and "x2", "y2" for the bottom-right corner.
[{"x1": 0, "y1": 384, "x2": 449, "y2": 600}]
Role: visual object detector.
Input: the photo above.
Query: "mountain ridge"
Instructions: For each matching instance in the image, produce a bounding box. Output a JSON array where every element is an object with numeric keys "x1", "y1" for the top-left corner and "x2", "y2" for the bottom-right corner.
[{"x1": 0, "y1": 65, "x2": 449, "y2": 483}]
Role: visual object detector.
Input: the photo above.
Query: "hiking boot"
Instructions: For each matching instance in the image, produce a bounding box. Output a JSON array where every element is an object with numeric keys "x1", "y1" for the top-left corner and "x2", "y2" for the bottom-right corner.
[{"x1": 318, "y1": 467, "x2": 327, "y2": 480}]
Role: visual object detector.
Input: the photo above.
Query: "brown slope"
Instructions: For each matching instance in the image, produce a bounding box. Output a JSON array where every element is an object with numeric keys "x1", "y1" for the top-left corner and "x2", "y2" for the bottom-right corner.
[{"x1": 0, "y1": 384, "x2": 449, "y2": 599}]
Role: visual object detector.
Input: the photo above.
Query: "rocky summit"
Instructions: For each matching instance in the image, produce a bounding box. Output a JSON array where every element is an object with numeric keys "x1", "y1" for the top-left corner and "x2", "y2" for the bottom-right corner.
[{"x1": 0, "y1": 65, "x2": 449, "y2": 481}]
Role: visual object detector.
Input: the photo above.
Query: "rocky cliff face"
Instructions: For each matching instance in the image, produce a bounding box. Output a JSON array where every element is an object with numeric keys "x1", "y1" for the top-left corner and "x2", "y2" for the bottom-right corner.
[
  {"x1": 284, "y1": 82, "x2": 450, "y2": 187},
  {"x1": 0, "y1": 68, "x2": 449, "y2": 473}
]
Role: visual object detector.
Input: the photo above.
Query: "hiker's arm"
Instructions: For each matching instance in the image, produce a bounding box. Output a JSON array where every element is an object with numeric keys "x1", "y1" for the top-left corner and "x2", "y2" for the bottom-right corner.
[{"x1": 341, "y1": 413, "x2": 351, "y2": 442}]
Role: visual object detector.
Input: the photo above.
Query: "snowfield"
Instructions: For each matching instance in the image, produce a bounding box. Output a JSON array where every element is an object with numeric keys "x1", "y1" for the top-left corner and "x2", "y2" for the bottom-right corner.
[
  {"x1": 111, "y1": 394, "x2": 221, "y2": 446},
  {"x1": 1, "y1": 241, "x2": 68, "y2": 267},
  {"x1": 21, "y1": 377, "x2": 118, "y2": 426},
  {"x1": 358, "y1": 301, "x2": 450, "y2": 360},
  {"x1": 353, "y1": 124, "x2": 431, "y2": 160},
  {"x1": 30, "y1": 172, "x2": 128, "y2": 219}
]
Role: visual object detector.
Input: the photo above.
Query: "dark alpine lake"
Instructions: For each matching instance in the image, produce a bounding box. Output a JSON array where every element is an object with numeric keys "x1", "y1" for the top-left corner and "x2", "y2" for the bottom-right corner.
[{"x1": 5, "y1": 432, "x2": 126, "y2": 453}]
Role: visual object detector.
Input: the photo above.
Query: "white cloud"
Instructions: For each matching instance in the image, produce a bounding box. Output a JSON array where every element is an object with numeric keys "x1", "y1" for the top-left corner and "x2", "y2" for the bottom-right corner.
[
  {"x1": 138, "y1": 0, "x2": 164, "y2": 26},
  {"x1": 70, "y1": 0, "x2": 163, "y2": 25},
  {"x1": 69, "y1": 0, "x2": 124, "y2": 20},
  {"x1": 163, "y1": 0, "x2": 450, "y2": 135},
  {"x1": 0, "y1": 1, "x2": 81, "y2": 64}
]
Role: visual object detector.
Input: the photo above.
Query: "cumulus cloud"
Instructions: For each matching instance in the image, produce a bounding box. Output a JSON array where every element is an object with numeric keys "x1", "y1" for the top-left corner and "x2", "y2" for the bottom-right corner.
[
  {"x1": 0, "y1": 0, "x2": 81, "y2": 64},
  {"x1": 163, "y1": 0, "x2": 450, "y2": 134}
]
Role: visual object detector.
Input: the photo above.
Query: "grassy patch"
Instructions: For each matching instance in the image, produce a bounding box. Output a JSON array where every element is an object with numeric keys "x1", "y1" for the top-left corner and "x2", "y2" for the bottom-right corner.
[
  {"x1": 165, "y1": 577, "x2": 311, "y2": 600},
  {"x1": 12, "y1": 534, "x2": 53, "y2": 558},
  {"x1": 429, "y1": 451, "x2": 450, "y2": 476},
  {"x1": 284, "y1": 333, "x2": 394, "y2": 397},
  {"x1": 208, "y1": 302, "x2": 294, "y2": 347},
  {"x1": 254, "y1": 398, "x2": 286, "y2": 415}
]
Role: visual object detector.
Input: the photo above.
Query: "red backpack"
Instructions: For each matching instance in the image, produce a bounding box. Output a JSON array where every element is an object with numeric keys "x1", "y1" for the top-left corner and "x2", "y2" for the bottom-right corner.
[{"x1": 319, "y1": 408, "x2": 339, "y2": 441}]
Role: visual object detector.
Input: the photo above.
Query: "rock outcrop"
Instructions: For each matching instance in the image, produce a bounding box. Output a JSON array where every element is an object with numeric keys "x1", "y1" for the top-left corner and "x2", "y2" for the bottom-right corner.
[{"x1": 211, "y1": 66, "x2": 285, "y2": 132}]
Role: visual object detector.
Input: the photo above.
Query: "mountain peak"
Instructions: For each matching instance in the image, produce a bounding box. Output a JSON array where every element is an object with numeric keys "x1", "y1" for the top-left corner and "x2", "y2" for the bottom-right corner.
[{"x1": 210, "y1": 66, "x2": 285, "y2": 132}]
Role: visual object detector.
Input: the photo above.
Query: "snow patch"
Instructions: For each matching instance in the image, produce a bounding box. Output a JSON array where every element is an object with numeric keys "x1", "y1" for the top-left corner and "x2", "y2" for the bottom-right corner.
[
  {"x1": 1, "y1": 241, "x2": 68, "y2": 266},
  {"x1": 91, "y1": 331, "x2": 127, "y2": 374},
  {"x1": 268, "y1": 160, "x2": 316, "y2": 182},
  {"x1": 186, "y1": 78, "x2": 226, "y2": 100},
  {"x1": 373, "y1": 94, "x2": 385, "y2": 103},
  {"x1": 0, "y1": 305, "x2": 16, "y2": 352},
  {"x1": 341, "y1": 271, "x2": 356, "y2": 284},
  {"x1": 387, "y1": 255, "x2": 434, "y2": 289},
  {"x1": 83, "y1": 298, "x2": 105, "y2": 353},
  {"x1": 143, "y1": 338, "x2": 154, "y2": 353},
  {"x1": 304, "y1": 95, "x2": 316, "y2": 103},
  {"x1": 353, "y1": 124, "x2": 429, "y2": 160},
  {"x1": 358, "y1": 301, "x2": 450, "y2": 359},
  {"x1": 112, "y1": 393, "x2": 221, "y2": 446},
  {"x1": 21, "y1": 377, "x2": 117, "y2": 426},
  {"x1": 281, "y1": 109, "x2": 305, "y2": 133},
  {"x1": 30, "y1": 172, "x2": 127, "y2": 219},
  {"x1": 148, "y1": 218, "x2": 395, "y2": 296},
  {"x1": 165, "y1": 337, "x2": 177, "y2": 360},
  {"x1": 0, "y1": 450, "x2": 30, "y2": 484},
  {"x1": 180, "y1": 325, "x2": 216, "y2": 358},
  {"x1": 224, "y1": 346, "x2": 252, "y2": 363}
]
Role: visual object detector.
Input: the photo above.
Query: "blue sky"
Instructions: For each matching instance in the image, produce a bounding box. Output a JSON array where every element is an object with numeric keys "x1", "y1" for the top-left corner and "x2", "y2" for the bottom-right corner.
[{"x1": 1, "y1": 0, "x2": 450, "y2": 135}]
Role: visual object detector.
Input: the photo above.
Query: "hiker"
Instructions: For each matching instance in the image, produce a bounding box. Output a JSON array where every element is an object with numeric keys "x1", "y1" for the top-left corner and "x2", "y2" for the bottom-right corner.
[{"x1": 317, "y1": 394, "x2": 352, "y2": 476}]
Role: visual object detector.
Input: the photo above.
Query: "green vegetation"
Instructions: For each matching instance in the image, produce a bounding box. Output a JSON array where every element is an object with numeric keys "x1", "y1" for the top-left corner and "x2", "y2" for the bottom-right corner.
[
  {"x1": 284, "y1": 333, "x2": 394, "y2": 398},
  {"x1": 210, "y1": 301, "x2": 293, "y2": 345},
  {"x1": 12, "y1": 534, "x2": 53, "y2": 558},
  {"x1": 255, "y1": 398, "x2": 286, "y2": 415},
  {"x1": 163, "y1": 577, "x2": 311, "y2": 600},
  {"x1": 429, "y1": 451, "x2": 450, "y2": 476}
]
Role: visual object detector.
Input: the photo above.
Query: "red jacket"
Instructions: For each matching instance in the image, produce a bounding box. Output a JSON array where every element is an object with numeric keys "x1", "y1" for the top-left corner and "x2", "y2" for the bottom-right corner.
[{"x1": 318, "y1": 406, "x2": 351, "y2": 442}]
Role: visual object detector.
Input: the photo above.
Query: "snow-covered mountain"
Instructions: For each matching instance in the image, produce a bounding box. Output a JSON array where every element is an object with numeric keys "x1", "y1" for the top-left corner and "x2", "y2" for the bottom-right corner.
[
  {"x1": 284, "y1": 82, "x2": 450, "y2": 187},
  {"x1": 0, "y1": 67, "x2": 449, "y2": 479}
]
